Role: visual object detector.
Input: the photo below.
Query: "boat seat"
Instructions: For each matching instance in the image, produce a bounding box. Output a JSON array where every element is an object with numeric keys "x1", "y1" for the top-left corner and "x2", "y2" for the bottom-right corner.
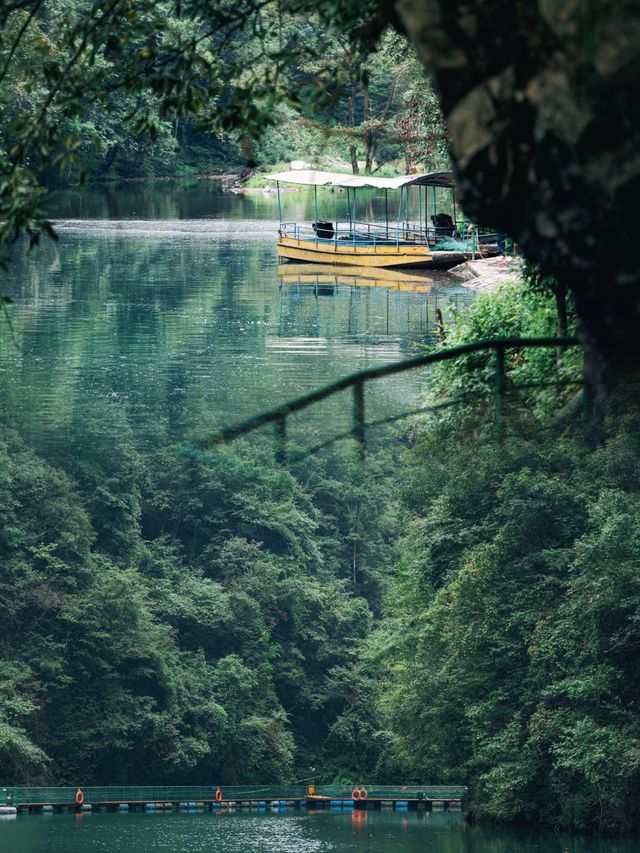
[
  {"x1": 432, "y1": 213, "x2": 455, "y2": 238},
  {"x1": 312, "y1": 221, "x2": 335, "y2": 240}
]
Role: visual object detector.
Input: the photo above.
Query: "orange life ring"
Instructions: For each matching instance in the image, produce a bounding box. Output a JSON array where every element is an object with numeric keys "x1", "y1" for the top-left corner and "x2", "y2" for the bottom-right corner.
[
  {"x1": 75, "y1": 788, "x2": 84, "y2": 806},
  {"x1": 215, "y1": 787, "x2": 223, "y2": 802},
  {"x1": 360, "y1": 788, "x2": 368, "y2": 800},
  {"x1": 352, "y1": 787, "x2": 361, "y2": 800}
]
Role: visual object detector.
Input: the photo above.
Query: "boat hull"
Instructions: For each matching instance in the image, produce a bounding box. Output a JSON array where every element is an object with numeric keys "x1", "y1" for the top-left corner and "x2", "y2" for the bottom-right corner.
[{"x1": 277, "y1": 236, "x2": 433, "y2": 269}]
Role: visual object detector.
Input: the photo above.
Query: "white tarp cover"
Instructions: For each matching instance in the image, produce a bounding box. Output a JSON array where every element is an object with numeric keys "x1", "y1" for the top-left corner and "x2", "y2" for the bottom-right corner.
[{"x1": 266, "y1": 169, "x2": 455, "y2": 190}]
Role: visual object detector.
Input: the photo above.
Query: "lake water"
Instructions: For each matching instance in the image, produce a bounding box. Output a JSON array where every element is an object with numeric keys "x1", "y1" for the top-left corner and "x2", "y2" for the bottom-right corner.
[
  {"x1": 0, "y1": 180, "x2": 470, "y2": 456},
  {"x1": 1, "y1": 809, "x2": 637, "y2": 853}
]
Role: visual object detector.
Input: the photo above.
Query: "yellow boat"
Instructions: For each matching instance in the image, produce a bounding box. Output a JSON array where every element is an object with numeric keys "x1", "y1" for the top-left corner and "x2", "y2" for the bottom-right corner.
[
  {"x1": 276, "y1": 234, "x2": 432, "y2": 268},
  {"x1": 267, "y1": 169, "x2": 475, "y2": 270}
]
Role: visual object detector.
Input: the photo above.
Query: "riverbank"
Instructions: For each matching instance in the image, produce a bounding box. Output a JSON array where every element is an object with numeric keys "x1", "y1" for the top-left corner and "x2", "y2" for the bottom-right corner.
[{"x1": 448, "y1": 255, "x2": 523, "y2": 293}]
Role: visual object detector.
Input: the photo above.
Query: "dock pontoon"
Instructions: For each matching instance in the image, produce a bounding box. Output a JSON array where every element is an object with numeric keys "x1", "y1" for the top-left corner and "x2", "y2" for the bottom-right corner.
[{"x1": 268, "y1": 169, "x2": 484, "y2": 269}]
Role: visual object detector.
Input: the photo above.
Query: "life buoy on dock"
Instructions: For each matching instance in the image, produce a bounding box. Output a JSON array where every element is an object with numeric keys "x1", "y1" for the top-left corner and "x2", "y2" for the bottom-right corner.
[
  {"x1": 75, "y1": 789, "x2": 84, "y2": 806},
  {"x1": 352, "y1": 788, "x2": 361, "y2": 800},
  {"x1": 360, "y1": 788, "x2": 368, "y2": 800},
  {"x1": 215, "y1": 787, "x2": 223, "y2": 802}
]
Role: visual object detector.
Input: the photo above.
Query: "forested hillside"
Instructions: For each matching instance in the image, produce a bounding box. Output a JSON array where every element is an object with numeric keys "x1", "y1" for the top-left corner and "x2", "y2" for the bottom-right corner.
[
  {"x1": 2, "y1": 0, "x2": 640, "y2": 840},
  {"x1": 0, "y1": 2, "x2": 446, "y2": 182},
  {"x1": 1, "y1": 425, "x2": 396, "y2": 785},
  {"x1": 373, "y1": 284, "x2": 640, "y2": 833},
  {"x1": 3, "y1": 273, "x2": 639, "y2": 832}
]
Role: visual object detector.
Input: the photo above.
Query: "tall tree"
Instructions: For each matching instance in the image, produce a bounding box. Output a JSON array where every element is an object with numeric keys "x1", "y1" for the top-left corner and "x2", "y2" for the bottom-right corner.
[{"x1": 388, "y1": 0, "x2": 640, "y2": 408}]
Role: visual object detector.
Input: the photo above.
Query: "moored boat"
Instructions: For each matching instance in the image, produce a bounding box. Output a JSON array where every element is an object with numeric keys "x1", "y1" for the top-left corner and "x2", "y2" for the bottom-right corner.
[{"x1": 267, "y1": 169, "x2": 485, "y2": 269}]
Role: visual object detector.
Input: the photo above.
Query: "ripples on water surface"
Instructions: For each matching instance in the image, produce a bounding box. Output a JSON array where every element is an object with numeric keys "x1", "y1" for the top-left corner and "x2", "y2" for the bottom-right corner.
[
  {"x1": 0, "y1": 184, "x2": 472, "y2": 453},
  {"x1": 53, "y1": 219, "x2": 278, "y2": 238},
  {"x1": 1, "y1": 810, "x2": 637, "y2": 853}
]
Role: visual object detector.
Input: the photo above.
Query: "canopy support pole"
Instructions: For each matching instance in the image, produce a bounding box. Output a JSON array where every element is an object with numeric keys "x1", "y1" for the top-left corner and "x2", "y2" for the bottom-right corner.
[
  {"x1": 347, "y1": 187, "x2": 352, "y2": 231},
  {"x1": 276, "y1": 182, "x2": 282, "y2": 226},
  {"x1": 353, "y1": 189, "x2": 357, "y2": 246},
  {"x1": 395, "y1": 187, "x2": 403, "y2": 246},
  {"x1": 424, "y1": 186, "x2": 428, "y2": 240},
  {"x1": 405, "y1": 187, "x2": 410, "y2": 234},
  {"x1": 418, "y1": 184, "x2": 423, "y2": 240},
  {"x1": 452, "y1": 188, "x2": 457, "y2": 234},
  {"x1": 432, "y1": 186, "x2": 437, "y2": 241},
  {"x1": 384, "y1": 188, "x2": 389, "y2": 238}
]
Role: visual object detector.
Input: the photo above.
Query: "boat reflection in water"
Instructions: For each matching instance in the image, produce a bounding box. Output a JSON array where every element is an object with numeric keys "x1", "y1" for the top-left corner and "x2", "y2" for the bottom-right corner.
[
  {"x1": 275, "y1": 262, "x2": 472, "y2": 351},
  {"x1": 278, "y1": 263, "x2": 433, "y2": 294}
]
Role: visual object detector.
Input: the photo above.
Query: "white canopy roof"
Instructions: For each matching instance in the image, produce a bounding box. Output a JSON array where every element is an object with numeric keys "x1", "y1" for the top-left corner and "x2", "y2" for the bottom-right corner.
[{"x1": 266, "y1": 169, "x2": 455, "y2": 190}]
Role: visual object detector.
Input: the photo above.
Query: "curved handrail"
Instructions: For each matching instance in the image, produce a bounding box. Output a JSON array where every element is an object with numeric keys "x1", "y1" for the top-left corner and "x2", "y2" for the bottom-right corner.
[{"x1": 201, "y1": 337, "x2": 580, "y2": 449}]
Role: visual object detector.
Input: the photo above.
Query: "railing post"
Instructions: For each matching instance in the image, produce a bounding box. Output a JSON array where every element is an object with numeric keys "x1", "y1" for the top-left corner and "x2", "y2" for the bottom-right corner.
[
  {"x1": 352, "y1": 380, "x2": 366, "y2": 460},
  {"x1": 494, "y1": 344, "x2": 505, "y2": 437},
  {"x1": 275, "y1": 414, "x2": 287, "y2": 467}
]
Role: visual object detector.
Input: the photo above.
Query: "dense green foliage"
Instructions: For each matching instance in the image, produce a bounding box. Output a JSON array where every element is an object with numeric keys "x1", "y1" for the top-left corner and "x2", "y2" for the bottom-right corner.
[
  {"x1": 0, "y1": 420, "x2": 396, "y2": 784},
  {"x1": 373, "y1": 285, "x2": 640, "y2": 833},
  {"x1": 0, "y1": 0, "x2": 446, "y2": 265},
  {"x1": 252, "y1": 29, "x2": 448, "y2": 177},
  {"x1": 380, "y1": 424, "x2": 640, "y2": 832},
  {"x1": 2, "y1": 1, "x2": 637, "y2": 834}
]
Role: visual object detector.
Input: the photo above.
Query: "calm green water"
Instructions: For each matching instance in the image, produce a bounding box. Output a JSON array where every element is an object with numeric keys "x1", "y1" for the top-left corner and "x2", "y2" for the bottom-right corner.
[
  {"x1": 1, "y1": 809, "x2": 637, "y2": 853},
  {"x1": 0, "y1": 181, "x2": 470, "y2": 454}
]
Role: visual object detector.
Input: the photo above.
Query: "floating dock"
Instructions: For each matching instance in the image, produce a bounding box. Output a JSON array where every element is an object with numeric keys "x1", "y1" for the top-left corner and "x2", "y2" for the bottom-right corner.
[{"x1": 2, "y1": 784, "x2": 467, "y2": 815}]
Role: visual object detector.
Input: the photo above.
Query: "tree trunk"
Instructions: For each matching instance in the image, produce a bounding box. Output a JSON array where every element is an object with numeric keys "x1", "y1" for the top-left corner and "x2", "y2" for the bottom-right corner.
[
  {"x1": 347, "y1": 81, "x2": 359, "y2": 174},
  {"x1": 555, "y1": 287, "x2": 568, "y2": 340},
  {"x1": 365, "y1": 137, "x2": 376, "y2": 173},
  {"x1": 101, "y1": 145, "x2": 119, "y2": 175},
  {"x1": 394, "y1": 0, "x2": 640, "y2": 411},
  {"x1": 349, "y1": 145, "x2": 359, "y2": 174},
  {"x1": 362, "y1": 81, "x2": 372, "y2": 172}
]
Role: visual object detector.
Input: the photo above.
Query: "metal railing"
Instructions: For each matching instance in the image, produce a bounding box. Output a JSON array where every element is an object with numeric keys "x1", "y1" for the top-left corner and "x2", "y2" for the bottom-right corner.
[
  {"x1": 280, "y1": 221, "x2": 413, "y2": 249},
  {"x1": 4, "y1": 783, "x2": 466, "y2": 806},
  {"x1": 317, "y1": 784, "x2": 467, "y2": 800},
  {"x1": 4, "y1": 784, "x2": 308, "y2": 806},
  {"x1": 279, "y1": 220, "x2": 480, "y2": 251},
  {"x1": 201, "y1": 337, "x2": 583, "y2": 465}
]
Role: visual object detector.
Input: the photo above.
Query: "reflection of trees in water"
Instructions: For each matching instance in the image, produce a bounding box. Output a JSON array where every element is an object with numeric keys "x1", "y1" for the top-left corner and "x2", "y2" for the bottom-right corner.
[
  {"x1": 0, "y1": 232, "x2": 471, "y2": 451},
  {"x1": 51, "y1": 184, "x2": 457, "y2": 228},
  {"x1": 278, "y1": 278, "x2": 470, "y2": 345}
]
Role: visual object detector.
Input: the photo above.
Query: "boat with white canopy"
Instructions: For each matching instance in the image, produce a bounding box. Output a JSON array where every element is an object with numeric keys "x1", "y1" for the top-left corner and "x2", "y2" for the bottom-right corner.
[{"x1": 267, "y1": 169, "x2": 478, "y2": 269}]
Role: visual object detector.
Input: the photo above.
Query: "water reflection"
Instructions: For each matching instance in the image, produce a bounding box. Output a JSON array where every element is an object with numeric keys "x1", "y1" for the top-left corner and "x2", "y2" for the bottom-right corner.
[
  {"x1": 277, "y1": 263, "x2": 433, "y2": 293},
  {"x1": 0, "y1": 226, "x2": 470, "y2": 454},
  {"x1": 47, "y1": 180, "x2": 457, "y2": 227},
  {"x1": 351, "y1": 809, "x2": 368, "y2": 828},
  {"x1": 0, "y1": 810, "x2": 637, "y2": 853}
]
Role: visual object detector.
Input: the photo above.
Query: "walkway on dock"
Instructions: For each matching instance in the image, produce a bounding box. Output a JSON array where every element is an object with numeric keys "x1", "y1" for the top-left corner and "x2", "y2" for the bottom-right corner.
[{"x1": 2, "y1": 784, "x2": 467, "y2": 815}]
